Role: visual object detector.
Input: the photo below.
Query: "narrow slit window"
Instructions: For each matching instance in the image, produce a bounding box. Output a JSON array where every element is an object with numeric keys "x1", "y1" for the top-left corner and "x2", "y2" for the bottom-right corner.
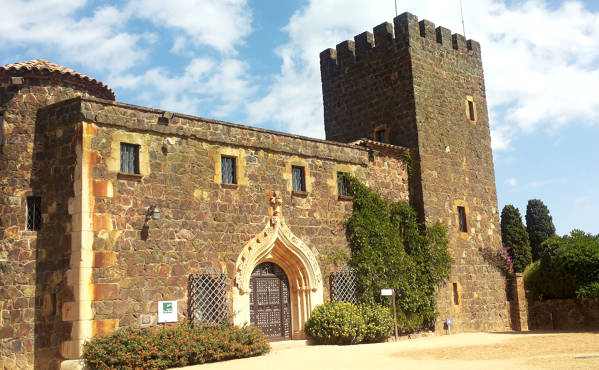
[
  {"x1": 0, "y1": 112, "x2": 4, "y2": 148},
  {"x1": 453, "y1": 283, "x2": 460, "y2": 305},
  {"x1": 27, "y1": 196, "x2": 42, "y2": 231},
  {"x1": 292, "y1": 166, "x2": 306, "y2": 192},
  {"x1": 468, "y1": 100, "x2": 475, "y2": 121},
  {"x1": 120, "y1": 143, "x2": 140, "y2": 174},
  {"x1": 337, "y1": 172, "x2": 351, "y2": 197},
  {"x1": 457, "y1": 206, "x2": 468, "y2": 233},
  {"x1": 221, "y1": 156, "x2": 237, "y2": 184}
]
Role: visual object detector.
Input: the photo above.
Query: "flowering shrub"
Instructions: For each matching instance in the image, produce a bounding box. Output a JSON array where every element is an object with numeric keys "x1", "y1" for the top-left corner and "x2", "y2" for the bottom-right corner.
[
  {"x1": 304, "y1": 301, "x2": 393, "y2": 345},
  {"x1": 83, "y1": 322, "x2": 270, "y2": 369},
  {"x1": 480, "y1": 245, "x2": 514, "y2": 276}
]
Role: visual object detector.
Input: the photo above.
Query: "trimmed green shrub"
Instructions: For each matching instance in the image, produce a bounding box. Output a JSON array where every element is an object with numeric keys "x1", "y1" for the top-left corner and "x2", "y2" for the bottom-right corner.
[
  {"x1": 83, "y1": 322, "x2": 270, "y2": 369},
  {"x1": 525, "y1": 199, "x2": 556, "y2": 261},
  {"x1": 304, "y1": 301, "x2": 393, "y2": 344},
  {"x1": 344, "y1": 175, "x2": 452, "y2": 333},
  {"x1": 500, "y1": 205, "x2": 532, "y2": 273}
]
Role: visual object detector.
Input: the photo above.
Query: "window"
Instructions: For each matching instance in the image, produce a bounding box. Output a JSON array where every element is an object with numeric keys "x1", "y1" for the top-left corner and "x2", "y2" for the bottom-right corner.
[
  {"x1": 457, "y1": 206, "x2": 468, "y2": 233},
  {"x1": 337, "y1": 172, "x2": 351, "y2": 197},
  {"x1": 221, "y1": 156, "x2": 237, "y2": 184},
  {"x1": 468, "y1": 100, "x2": 475, "y2": 121},
  {"x1": 120, "y1": 143, "x2": 140, "y2": 174},
  {"x1": 27, "y1": 196, "x2": 41, "y2": 231},
  {"x1": 453, "y1": 283, "x2": 460, "y2": 305},
  {"x1": 375, "y1": 129, "x2": 387, "y2": 143},
  {"x1": 292, "y1": 166, "x2": 306, "y2": 192},
  {"x1": 0, "y1": 112, "x2": 4, "y2": 148}
]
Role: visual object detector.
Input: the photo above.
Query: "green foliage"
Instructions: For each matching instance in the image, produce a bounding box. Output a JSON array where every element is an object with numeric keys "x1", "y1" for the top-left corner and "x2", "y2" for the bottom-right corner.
[
  {"x1": 525, "y1": 199, "x2": 556, "y2": 261},
  {"x1": 500, "y1": 205, "x2": 532, "y2": 273},
  {"x1": 523, "y1": 230, "x2": 599, "y2": 300},
  {"x1": 82, "y1": 322, "x2": 270, "y2": 369},
  {"x1": 345, "y1": 176, "x2": 452, "y2": 333},
  {"x1": 304, "y1": 301, "x2": 393, "y2": 344}
]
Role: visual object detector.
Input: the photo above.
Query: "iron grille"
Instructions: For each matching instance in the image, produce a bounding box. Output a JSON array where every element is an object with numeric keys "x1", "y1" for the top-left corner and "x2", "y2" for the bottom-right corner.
[
  {"x1": 337, "y1": 172, "x2": 351, "y2": 196},
  {"x1": 221, "y1": 156, "x2": 237, "y2": 184},
  {"x1": 188, "y1": 268, "x2": 228, "y2": 325},
  {"x1": 26, "y1": 196, "x2": 41, "y2": 231},
  {"x1": 330, "y1": 266, "x2": 357, "y2": 305},
  {"x1": 120, "y1": 143, "x2": 139, "y2": 174}
]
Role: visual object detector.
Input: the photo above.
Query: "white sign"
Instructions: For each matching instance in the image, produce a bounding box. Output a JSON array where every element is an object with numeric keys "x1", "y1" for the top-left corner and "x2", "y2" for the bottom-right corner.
[
  {"x1": 381, "y1": 289, "x2": 393, "y2": 296},
  {"x1": 158, "y1": 301, "x2": 178, "y2": 323}
]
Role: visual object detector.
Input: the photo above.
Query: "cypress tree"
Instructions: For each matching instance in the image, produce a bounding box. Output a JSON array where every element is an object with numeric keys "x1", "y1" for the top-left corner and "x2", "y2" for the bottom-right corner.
[
  {"x1": 525, "y1": 199, "x2": 556, "y2": 261},
  {"x1": 501, "y1": 205, "x2": 532, "y2": 273}
]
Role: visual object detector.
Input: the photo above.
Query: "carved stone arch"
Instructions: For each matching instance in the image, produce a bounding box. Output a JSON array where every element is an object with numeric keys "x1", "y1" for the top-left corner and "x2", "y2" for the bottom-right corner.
[{"x1": 232, "y1": 192, "x2": 323, "y2": 339}]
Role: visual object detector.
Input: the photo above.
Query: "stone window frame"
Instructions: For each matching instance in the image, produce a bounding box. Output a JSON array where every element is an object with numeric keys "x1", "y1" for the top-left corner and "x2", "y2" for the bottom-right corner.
[
  {"x1": 453, "y1": 200, "x2": 470, "y2": 237},
  {"x1": 107, "y1": 131, "x2": 150, "y2": 181},
  {"x1": 373, "y1": 124, "x2": 390, "y2": 143},
  {"x1": 212, "y1": 147, "x2": 248, "y2": 188},
  {"x1": 465, "y1": 96, "x2": 477, "y2": 124},
  {"x1": 284, "y1": 157, "x2": 313, "y2": 197},
  {"x1": 329, "y1": 164, "x2": 356, "y2": 201}
]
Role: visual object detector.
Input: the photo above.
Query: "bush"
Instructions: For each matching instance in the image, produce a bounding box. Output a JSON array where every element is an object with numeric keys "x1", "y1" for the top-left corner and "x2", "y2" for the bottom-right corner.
[
  {"x1": 83, "y1": 322, "x2": 270, "y2": 369},
  {"x1": 304, "y1": 301, "x2": 393, "y2": 345},
  {"x1": 524, "y1": 230, "x2": 599, "y2": 300}
]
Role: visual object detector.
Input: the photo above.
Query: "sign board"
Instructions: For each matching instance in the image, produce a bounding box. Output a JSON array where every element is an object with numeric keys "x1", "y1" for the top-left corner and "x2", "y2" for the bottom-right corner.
[
  {"x1": 158, "y1": 301, "x2": 178, "y2": 323},
  {"x1": 381, "y1": 289, "x2": 393, "y2": 296},
  {"x1": 446, "y1": 318, "x2": 452, "y2": 326}
]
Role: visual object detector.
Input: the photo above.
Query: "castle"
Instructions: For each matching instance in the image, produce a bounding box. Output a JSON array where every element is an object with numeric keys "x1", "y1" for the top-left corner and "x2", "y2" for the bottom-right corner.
[{"x1": 0, "y1": 12, "x2": 520, "y2": 369}]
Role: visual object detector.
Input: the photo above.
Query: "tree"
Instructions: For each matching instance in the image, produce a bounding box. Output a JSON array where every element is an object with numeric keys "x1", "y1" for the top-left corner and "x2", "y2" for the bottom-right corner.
[
  {"x1": 525, "y1": 199, "x2": 556, "y2": 261},
  {"x1": 501, "y1": 205, "x2": 532, "y2": 273}
]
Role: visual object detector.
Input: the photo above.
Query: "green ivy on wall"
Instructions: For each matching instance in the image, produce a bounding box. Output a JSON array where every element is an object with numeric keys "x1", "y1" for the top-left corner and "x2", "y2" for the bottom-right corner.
[{"x1": 345, "y1": 175, "x2": 453, "y2": 333}]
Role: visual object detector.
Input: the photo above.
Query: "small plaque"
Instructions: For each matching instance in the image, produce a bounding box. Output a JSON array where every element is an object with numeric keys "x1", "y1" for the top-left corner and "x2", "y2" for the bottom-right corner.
[
  {"x1": 381, "y1": 289, "x2": 393, "y2": 296},
  {"x1": 140, "y1": 314, "x2": 154, "y2": 327},
  {"x1": 158, "y1": 301, "x2": 178, "y2": 323}
]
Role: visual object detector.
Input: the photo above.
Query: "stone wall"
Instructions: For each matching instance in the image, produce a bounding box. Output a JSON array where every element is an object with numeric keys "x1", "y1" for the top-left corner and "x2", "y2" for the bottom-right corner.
[
  {"x1": 528, "y1": 299, "x2": 599, "y2": 331},
  {"x1": 320, "y1": 12, "x2": 510, "y2": 332},
  {"x1": 36, "y1": 96, "x2": 410, "y2": 363},
  {"x1": 0, "y1": 72, "x2": 111, "y2": 369}
]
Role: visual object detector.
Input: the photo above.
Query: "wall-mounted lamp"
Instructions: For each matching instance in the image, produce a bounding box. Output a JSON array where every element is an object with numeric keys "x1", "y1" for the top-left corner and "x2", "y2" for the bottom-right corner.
[{"x1": 148, "y1": 204, "x2": 161, "y2": 220}]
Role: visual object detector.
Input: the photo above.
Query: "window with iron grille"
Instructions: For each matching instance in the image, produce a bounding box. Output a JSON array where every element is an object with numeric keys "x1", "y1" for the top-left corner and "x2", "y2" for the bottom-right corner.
[
  {"x1": 188, "y1": 269, "x2": 228, "y2": 325},
  {"x1": 221, "y1": 156, "x2": 237, "y2": 184},
  {"x1": 337, "y1": 172, "x2": 351, "y2": 197},
  {"x1": 292, "y1": 166, "x2": 305, "y2": 192},
  {"x1": 330, "y1": 266, "x2": 357, "y2": 305},
  {"x1": 458, "y1": 206, "x2": 468, "y2": 233},
  {"x1": 27, "y1": 196, "x2": 41, "y2": 231},
  {"x1": 120, "y1": 143, "x2": 140, "y2": 174}
]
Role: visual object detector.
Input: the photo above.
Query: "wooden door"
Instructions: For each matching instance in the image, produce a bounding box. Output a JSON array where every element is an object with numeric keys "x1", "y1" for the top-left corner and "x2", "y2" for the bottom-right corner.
[{"x1": 249, "y1": 262, "x2": 291, "y2": 340}]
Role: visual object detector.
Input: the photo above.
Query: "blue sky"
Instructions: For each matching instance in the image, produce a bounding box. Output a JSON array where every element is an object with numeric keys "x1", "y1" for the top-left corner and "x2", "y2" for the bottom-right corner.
[{"x1": 1, "y1": 0, "x2": 597, "y2": 235}]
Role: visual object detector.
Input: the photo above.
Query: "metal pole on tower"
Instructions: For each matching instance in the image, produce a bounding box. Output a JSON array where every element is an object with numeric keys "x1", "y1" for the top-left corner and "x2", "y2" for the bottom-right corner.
[
  {"x1": 395, "y1": 0, "x2": 398, "y2": 17},
  {"x1": 460, "y1": 0, "x2": 467, "y2": 38}
]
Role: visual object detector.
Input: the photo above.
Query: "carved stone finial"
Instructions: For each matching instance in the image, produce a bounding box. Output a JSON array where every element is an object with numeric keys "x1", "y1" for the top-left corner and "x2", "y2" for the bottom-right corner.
[{"x1": 270, "y1": 191, "x2": 283, "y2": 225}]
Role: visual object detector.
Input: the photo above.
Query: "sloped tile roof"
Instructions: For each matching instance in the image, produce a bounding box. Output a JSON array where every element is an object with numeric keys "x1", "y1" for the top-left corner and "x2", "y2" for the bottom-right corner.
[{"x1": 1, "y1": 59, "x2": 115, "y2": 100}]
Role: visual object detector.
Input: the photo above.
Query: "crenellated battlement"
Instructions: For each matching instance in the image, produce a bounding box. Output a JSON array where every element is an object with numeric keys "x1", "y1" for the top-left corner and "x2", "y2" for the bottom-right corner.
[{"x1": 320, "y1": 12, "x2": 480, "y2": 71}]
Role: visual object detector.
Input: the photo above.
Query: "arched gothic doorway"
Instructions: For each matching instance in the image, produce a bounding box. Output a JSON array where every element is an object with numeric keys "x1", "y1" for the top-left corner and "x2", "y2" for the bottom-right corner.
[{"x1": 249, "y1": 262, "x2": 291, "y2": 340}]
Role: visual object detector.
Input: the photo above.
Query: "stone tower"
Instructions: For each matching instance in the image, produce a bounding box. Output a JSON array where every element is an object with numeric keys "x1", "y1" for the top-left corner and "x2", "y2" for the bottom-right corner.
[
  {"x1": 320, "y1": 13, "x2": 510, "y2": 331},
  {"x1": 0, "y1": 60, "x2": 114, "y2": 368}
]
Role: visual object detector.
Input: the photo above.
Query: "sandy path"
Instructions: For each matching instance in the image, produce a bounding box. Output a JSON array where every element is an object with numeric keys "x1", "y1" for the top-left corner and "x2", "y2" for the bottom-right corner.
[{"x1": 178, "y1": 332, "x2": 599, "y2": 370}]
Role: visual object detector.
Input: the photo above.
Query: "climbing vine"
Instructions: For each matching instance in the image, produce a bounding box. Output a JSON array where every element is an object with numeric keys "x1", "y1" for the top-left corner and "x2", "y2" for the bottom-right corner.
[{"x1": 345, "y1": 175, "x2": 452, "y2": 333}]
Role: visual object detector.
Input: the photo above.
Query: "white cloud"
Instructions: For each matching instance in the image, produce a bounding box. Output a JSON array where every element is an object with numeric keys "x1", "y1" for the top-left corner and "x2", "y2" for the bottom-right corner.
[
  {"x1": 246, "y1": 0, "x2": 599, "y2": 145},
  {"x1": 0, "y1": 0, "x2": 149, "y2": 72},
  {"x1": 127, "y1": 0, "x2": 252, "y2": 54},
  {"x1": 506, "y1": 178, "x2": 517, "y2": 186}
]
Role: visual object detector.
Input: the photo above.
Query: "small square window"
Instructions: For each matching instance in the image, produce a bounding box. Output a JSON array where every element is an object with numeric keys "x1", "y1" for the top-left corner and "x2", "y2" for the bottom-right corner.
[
  {"x1": 27, "y1": 196, "x2": 42, "y2": 231},
  {"x1": 337, "y1": 172, "x2": 351, "y2": 197},
  {"x1": 292, "y1": 166, "x2": 306, "y2": 192},
  {"x1": 468, "y1": 100, "x2": 475, "y2": 121},
  {"x1": 457, "y1": 206, "x2": 468, "y2": 233},
  {"x1": 375, "y1": 129, "x2": 387, "y2": 143},
  {"x1": 221, "y1": 156, "x2": 237, "y2": 184},
  {"x1": 120, "y1": 143, "x2": 140, "y2": 174}
]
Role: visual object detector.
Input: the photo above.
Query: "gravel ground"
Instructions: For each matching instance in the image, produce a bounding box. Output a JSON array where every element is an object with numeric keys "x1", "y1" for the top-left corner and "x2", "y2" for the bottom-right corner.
[{"x1": 177, "y1": 331, "x2": 599, "y2": 370}]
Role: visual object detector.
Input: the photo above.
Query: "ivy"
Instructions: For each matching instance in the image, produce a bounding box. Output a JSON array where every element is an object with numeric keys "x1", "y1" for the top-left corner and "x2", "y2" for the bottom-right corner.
[{"x1": 345, "y1": 175, "x2": 452, "y2": 333}]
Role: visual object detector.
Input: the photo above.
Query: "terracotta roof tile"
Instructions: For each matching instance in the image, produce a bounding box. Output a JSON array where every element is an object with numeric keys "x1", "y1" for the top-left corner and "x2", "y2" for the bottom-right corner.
[{"x1": 1, "y1": 59, "x2": 115, "y2": 100}]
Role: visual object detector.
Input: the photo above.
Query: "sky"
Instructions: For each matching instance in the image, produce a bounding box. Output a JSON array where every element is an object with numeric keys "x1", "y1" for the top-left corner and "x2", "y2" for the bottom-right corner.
[{"x1": 1, "y1": 0, "x2": 597, "y2": 236}]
